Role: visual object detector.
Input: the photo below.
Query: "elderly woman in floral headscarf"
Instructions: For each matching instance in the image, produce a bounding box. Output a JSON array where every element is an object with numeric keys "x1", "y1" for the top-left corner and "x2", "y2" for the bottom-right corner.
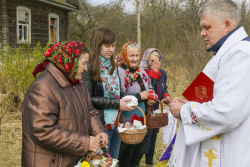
[
  {"x1": 116, "y1": 41, "x2": 155, "y2": 167},
  {"x1": 137, "y1": 48, "x2": 172, "y2": 167},
  {"x1": 22, "y1": 41, "x2": 108, "y2": 167}
]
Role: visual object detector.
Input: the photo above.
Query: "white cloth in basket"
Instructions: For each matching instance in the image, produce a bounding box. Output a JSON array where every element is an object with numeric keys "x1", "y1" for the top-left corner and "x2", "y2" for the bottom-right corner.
[{"x1": 118, "y1": 120, "x2": 147, "y2": 133}]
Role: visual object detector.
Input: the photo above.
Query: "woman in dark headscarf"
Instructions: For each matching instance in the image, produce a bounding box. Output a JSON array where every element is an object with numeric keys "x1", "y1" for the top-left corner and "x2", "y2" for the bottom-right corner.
[{"x1": 22, "y1": 41, "x2": 108, "y2": 167}]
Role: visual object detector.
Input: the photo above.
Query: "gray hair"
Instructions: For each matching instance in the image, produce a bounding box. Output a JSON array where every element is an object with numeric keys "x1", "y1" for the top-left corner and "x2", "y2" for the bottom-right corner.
[
  {"x1": 198, "y1": 0, "x2": 241, "y2": 27},
  {"x1": 150, "y1": 51, "x2": 160, "y2": 59},
  {"x1": 127, "y1": 42, "x2": 140, "y2": 49}
]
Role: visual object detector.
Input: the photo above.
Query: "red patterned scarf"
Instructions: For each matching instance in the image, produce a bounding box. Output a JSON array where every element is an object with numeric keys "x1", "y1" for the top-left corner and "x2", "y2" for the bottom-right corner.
[
  {"x1": 32, "y1": 41, "x2": 84, "y2": 84},
  {"x1": 115, "y1": 41, "x2": 136, "y2": 67}
]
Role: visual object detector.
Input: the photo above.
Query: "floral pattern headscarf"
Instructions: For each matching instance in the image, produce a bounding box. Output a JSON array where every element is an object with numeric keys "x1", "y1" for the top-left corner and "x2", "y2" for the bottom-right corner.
[
  {"x1": 115, "y1": 41, "x2": 138, "y2": 67},
  {"x1": 140, "y1": 48, "x2": 162, "y2": 70},
  {"x1": 115, "y1": 41, "x2": 142, "y2": 88},
  {"x1": 32, "y1": 41, "x2": 84, "y2": 85}
]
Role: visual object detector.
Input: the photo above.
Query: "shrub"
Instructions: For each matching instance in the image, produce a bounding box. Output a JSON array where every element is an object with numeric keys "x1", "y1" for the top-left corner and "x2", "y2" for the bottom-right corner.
[{"x1": 0, "y1": 42, "x2": 50, "y2": 111}]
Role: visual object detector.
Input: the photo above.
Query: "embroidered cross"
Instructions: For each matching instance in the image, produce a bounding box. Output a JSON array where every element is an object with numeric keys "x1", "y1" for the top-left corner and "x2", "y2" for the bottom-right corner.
[{"x1": 205, "y1": 149, "x2": 217, "y2": 167}]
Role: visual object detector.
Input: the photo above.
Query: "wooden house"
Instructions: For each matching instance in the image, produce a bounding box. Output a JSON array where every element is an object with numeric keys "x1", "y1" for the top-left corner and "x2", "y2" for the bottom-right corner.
[{"x1": 0, "y1": 0, "x2": 79, "y2": 50}]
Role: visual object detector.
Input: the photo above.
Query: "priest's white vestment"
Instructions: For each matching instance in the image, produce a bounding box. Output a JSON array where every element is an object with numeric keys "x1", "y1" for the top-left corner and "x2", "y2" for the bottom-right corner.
[{"x1": 167, "y1": 27, "x2": 250, "y2": 167}]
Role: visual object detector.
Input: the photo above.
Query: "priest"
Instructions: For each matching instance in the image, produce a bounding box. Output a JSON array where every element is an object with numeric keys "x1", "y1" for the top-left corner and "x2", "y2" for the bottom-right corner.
[{"x1": 168, "y1": 0, "x2": 250, "y2": 166}]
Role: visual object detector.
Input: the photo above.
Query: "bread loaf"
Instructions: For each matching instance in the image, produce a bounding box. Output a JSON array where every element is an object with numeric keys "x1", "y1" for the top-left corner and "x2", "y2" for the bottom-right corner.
[{"x1": 122, "y1": 122, "x2": 132, "y2": 129}]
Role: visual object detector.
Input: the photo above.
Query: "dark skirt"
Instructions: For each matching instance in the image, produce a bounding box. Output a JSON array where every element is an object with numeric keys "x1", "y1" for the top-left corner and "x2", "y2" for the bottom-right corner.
[
  {"x1": 141, "y1": 132, "x2": 158, "y2": 154},
  {"x1": 118, "y1": 141, "x2": 143, "y2": 167}
]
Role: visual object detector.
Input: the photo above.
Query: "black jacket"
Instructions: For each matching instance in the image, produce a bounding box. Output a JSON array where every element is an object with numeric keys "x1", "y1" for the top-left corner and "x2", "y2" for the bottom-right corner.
[{"x1": 82, "y1": 61, "x2": 120, "y2": 125}]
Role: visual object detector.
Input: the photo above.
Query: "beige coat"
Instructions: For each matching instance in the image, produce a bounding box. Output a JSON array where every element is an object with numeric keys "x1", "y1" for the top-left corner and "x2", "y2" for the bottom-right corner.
[{"x1": 22, "y1": 63, "x2": 105, "y2": 167}]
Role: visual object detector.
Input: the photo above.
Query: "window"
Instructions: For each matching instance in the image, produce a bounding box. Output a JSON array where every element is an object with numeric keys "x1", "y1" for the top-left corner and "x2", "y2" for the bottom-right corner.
[
  {"x1": 16, "y1": 6, "x2": 31, "y2": 43},
  {"x1": 49, "y1": 13, "x2": 59, "y2": 43}
]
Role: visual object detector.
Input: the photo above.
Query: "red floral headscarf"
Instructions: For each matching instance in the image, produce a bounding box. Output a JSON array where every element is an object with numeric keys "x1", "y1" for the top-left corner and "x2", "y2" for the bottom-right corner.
[{"x1": 32, "y1": 41, "x2": 84, "y2": 85}]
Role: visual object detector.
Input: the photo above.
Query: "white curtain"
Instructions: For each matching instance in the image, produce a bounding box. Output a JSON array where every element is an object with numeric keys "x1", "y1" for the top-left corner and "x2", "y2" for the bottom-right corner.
[{"x1": 18, "y1": 9, "x2": 26, "y2": 22}]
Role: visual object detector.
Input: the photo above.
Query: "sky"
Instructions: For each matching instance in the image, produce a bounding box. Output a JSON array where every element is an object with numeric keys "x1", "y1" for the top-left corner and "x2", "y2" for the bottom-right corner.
[
  {"x1": 86, "y1": 0, "x2": 116, "y2": 6},
  {"x1": 86, "y1": 0, "x2": 247, "y2": 13},
  {"x1": 86, "y1": 0, "x2": 245, "y2": 5},
  {"x1": 86, "y1": 0, "x2": 136, "y2": 13}
]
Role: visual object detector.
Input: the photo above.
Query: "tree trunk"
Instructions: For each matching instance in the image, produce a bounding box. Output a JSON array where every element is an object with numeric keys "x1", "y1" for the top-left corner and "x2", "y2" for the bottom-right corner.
[{"x1": 136, "y1": 0, "x2": 141, "y2": 46}]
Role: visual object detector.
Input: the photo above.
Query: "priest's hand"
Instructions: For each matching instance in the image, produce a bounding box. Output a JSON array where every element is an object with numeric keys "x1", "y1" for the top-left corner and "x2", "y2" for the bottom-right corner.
[
  {"x1": 169, "y1": 98, "x2": 187, "y2": 119},
  {"x1": 173, "y1": 98, "x2": 187, "y2": 104}
]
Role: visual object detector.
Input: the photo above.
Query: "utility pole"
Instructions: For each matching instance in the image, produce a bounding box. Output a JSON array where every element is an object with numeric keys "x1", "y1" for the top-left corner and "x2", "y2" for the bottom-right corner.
[{"x1": 136, "y1": 0, "x2": 141, "y2": 46}]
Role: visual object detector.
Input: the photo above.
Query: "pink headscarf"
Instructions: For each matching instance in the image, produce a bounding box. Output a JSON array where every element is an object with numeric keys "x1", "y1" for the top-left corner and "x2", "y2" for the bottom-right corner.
[{"x1": 140, "y1": 48, "x2": 162, "y2": 70}]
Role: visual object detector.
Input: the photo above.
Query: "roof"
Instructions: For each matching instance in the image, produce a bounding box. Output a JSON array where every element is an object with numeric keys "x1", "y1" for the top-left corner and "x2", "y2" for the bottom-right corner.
[
  {"x1": 66, "y1": 0, "x2": 79, "y2": 7},
  {"x1": 38, "y1": 0, "x2": 79, "y2": 11}
]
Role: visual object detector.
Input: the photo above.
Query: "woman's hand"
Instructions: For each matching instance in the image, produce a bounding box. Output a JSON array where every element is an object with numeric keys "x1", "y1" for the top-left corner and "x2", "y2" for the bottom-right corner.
[
  {"x1": 147, "y1": 99, "x2": 156, "y2": 105},
  {"x1": 88, "y1": 136, "x2": 101, "y2": 153},
  {"x1": 95, "y1": 132, "x2": 108, "y2": 147},
  {"x1": 163, "y1": 96, "x2": 172, "y2": 104},
  {"x1": 140, "y1": 91, "x2": 149, "y2": 100},
  {"x1": 120, "y1": 99, "x2": 137, "y2": 111}
]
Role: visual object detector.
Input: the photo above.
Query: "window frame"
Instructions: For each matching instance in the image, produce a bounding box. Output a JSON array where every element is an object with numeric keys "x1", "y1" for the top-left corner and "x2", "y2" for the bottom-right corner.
[
  {"x1": 16, "y1": 6, "x2": 31, "y2": 44},
  {"x1": 49, "y1": 13, "x2": 59, "y2": 44}
]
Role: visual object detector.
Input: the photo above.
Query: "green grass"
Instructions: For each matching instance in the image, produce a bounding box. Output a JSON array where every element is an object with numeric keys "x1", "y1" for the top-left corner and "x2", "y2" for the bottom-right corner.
[
  {"x1": 0, "y1": 80, "x2": 186, "y2": 167},
  {"x1": 0, "y1": 111, "x2": 167, "y2": 167},
  {"x1": 0, "y1": 112, "x2": 22, "y2": 167}
]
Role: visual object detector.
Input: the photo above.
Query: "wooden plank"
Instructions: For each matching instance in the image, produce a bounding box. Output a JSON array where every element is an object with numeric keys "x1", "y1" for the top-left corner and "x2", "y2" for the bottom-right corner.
[
  {"x1": 1, "y1": 0, "x2": 8, "y2": 49},
  {"x1": 5, "y1": 0, "x2": 71, "y2": 48}
]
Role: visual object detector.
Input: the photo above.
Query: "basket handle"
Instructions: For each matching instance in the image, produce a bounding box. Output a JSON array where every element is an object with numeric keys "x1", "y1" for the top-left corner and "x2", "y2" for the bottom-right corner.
[
  {"x1": 82, "y1": 152, "x2": 91, "y2": 162},
  {"x1": 117, "y1": 106, "x2": 146, "y2": 125},
  {"x1": 147, "y1": 98, "x2": 164, "y2": 116}
]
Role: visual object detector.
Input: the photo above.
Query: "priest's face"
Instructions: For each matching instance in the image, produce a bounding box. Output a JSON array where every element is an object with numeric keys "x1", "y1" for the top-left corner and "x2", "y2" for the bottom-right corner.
[{"x1": 200, "y1": 13, "x2": 227, "y2": 49}]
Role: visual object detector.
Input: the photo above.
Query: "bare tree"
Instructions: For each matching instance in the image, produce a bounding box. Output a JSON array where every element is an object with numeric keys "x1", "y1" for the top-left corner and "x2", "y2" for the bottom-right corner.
[
  {"x1": 136, "y1": 0, "x2": 141, "y2": 46},
  {"x1": 68, "y1": 0, "x2": 250, "y2": 91}
]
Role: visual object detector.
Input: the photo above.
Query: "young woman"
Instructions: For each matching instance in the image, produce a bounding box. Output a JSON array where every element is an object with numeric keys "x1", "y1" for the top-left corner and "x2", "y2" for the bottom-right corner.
[
  {"x1": 115, "y1": 41, "x2": 155, "y2": 167},
  {"x1": 82, "y1": 28, "x2": 135, "y2": 159},
  {"x1": 22, "y1": 41, "x2": 108, "y2": 166},
  {"x1": 137, "y1": 48, "x2": 172, "y2": 167}
]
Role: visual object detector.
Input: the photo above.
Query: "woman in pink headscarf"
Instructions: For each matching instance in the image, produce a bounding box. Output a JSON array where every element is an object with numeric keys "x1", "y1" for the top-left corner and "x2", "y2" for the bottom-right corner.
[{"x1": 137, "y1": 48, "x2": 172, "y2": 167}]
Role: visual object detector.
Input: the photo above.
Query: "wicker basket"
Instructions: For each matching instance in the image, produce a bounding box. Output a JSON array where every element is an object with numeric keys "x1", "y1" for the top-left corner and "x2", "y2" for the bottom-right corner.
[
  {"x1": 146, "y1": 98, "x2": 168, "y2": 129},
  {"x1": 81, "y1": 147, "x2": 117, "y2": 166},
  {"x1": 117, "y1": 106, "x2": 147, "y2": 144}
]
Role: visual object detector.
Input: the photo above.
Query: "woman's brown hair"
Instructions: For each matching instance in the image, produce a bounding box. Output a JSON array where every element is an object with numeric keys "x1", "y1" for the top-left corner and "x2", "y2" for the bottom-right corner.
[{"x1": 90, "y1": 27, "x2": 116, "y2": 81}]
